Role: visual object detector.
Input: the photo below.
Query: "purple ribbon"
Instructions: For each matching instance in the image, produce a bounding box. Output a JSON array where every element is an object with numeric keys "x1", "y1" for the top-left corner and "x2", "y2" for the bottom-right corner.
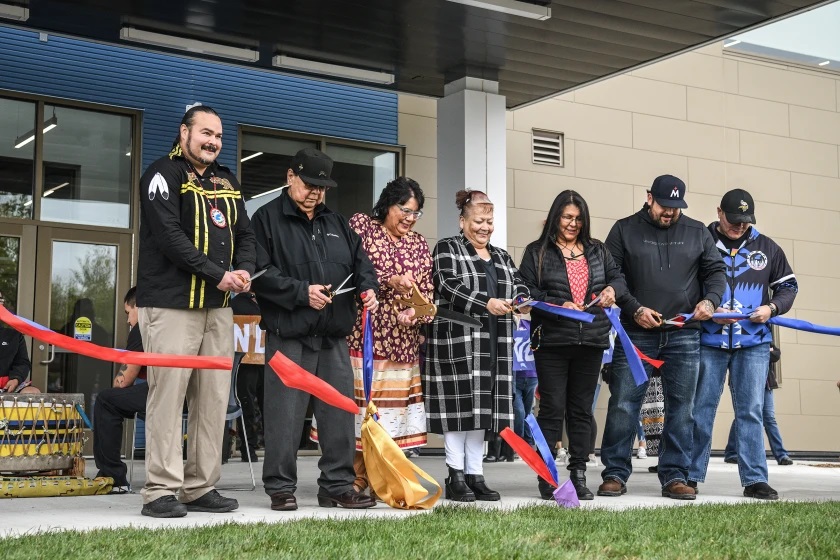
[
  {"x1": 362, "y1": 310, "x2": 374, "y2": 403},
  {"x1": 529, "y1": 301, "x2": 594, "y2": 323},
  {"x1": 525, "y1": 414, "x2": 559, "y2": 486},
  {"x1": 604, "y1": 307, "x2": 649, "y2": 387}
]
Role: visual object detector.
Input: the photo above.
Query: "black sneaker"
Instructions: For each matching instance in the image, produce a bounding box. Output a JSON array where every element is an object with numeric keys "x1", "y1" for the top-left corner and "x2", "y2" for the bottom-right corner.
[
  {"x1": 724, "y1": 457, "x2": 738, "y2": 464},
  {"x1": 778, "y1": 457, "x2": 794, "y2": 466},
  {"x1": 182, "y1": 490, "x2": 239, "y2": 513},
  {"x1": 141, "y1": 495, "x2": 187, "y2": 518},
  {"x1": 743, "y1": 482, "x2": 779, "y2": 501}
]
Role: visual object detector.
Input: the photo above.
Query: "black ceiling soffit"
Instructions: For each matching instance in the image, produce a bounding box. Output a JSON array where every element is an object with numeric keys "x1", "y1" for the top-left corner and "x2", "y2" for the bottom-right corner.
[{"x1": 14, "y1": 0, "x2": 830, "y2": 108}]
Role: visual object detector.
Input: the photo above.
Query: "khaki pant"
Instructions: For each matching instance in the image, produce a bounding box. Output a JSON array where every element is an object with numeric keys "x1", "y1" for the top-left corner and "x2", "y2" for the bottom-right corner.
[{"x1": 138, "y1": 307, "x2": 233, "y2": 504}]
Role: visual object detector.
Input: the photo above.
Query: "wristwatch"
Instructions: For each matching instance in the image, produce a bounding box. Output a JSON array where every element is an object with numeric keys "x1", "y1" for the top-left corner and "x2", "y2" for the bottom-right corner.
[{"x1": 768, "y1": 302, "x2": 778, "y2": 317}]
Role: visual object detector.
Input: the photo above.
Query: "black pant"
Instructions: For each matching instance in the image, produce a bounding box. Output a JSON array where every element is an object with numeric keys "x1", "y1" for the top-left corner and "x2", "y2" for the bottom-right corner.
[
  {"x1": 534, "y1": 345, "x2": 602, "y2": 471},
  {"x1": 236, "y1": 363, "x2": 264, "y2": 452},
  {"x1": 262, "y1": 335, "x2": 356, "y2": 496},
  {"x1": 93, "y1": 383, "x2": 148, "y2": 486}
]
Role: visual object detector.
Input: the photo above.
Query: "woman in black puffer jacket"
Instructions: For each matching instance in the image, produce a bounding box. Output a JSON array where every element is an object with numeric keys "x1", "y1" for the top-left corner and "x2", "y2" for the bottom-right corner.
[{"x1": 519, "y1": 190, "x2": 627, "y2": 501}]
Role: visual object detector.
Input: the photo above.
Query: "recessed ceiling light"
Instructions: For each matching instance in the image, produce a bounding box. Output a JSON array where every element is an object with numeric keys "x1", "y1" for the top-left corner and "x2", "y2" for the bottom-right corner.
[
  {"x1": 120, "y1": 27, "x2": 258, "y2": 62},
  {"x1": 818, "y1": 60, "x2": 830, "y2": 66},
  {"x1": 241, "y1": 151, "x2": 264, "y2": 163},
  {"x1": 445, "y1": 0, "x2": 551, "y2": 20}
]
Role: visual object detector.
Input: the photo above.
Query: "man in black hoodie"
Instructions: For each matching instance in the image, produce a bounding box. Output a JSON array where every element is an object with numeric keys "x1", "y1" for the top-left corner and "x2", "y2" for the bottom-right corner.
[{"x1": 599, "y1": 175, "x2": 725, "y2": 500}]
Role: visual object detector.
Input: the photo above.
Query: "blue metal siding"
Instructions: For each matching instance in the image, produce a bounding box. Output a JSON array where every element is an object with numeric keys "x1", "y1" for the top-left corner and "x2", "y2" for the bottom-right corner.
[{"x1": 0, "y1": 26, "x2": 398, "y2": 173}]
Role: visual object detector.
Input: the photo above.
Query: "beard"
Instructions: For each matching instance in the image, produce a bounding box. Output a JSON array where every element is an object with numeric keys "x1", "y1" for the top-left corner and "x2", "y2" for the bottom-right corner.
[{"x1": 185, "y1": 133, "x2": 218, "y2": 166}]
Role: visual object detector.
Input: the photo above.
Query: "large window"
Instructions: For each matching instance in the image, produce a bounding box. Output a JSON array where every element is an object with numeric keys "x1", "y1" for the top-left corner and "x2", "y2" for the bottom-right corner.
[
  {"x1": 0, "y1": 97, "x2": 36, "y2": 218},
  {"x1": 239, "y1": 127, "x2": 401, "y2": 218},
  {"x1": 0, "y1": 94, "x2": 136, "y2": 229}
]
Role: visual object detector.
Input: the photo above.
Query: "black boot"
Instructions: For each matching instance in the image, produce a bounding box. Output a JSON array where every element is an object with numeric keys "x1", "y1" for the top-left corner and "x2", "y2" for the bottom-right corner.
[
  {"x1": 445, "y1": 467, "x2": 476, "y2": 502},
  {"x1": 500, "y1": 440, "x2": 515, "y2": 463},
  {"x1": 537, "y1": 477, "x2": 554, "y2": 500},
  {"x1": 483, "y1": 437, "x2": 501, "y2": 463},
  {"x1": 465, "y1": 474, "x2": 501, "y2": 501},
  {"x1": 570, "y1": 469, "x2": 594, "y2": 500}
]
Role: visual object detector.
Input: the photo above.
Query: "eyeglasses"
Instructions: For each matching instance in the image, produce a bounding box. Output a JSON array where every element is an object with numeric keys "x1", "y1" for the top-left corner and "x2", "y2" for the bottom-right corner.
[
  {"x1": 560, "y1": 214, "x2": 583, "y2": 224},
  {"x1": 398, "y1": 206, "x2": 423, "y2": 219},
  {"x1": 303, "y1": 182, "x2": 331, "y2": 193}
]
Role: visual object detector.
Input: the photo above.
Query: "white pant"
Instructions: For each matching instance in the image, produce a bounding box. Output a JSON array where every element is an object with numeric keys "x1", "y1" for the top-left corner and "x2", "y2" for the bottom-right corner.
[{"x1": 444, "y1": 430, "x2": 485, "y2": 475}]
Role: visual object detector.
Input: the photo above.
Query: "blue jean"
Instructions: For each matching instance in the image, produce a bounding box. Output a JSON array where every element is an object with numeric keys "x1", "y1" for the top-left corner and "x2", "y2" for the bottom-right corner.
[
  {"x1": 601, "y1": 329, "x2": 699, "y2": 488},
  {"x1": 689, "y1": 344, "x2": 770, "y2": 487},
  {"x1": 513, "y1": 375, "x2": 538, "y2": 444},
  {"x1": 724, "y1": 386, "x2": 789, "y2": 463}
]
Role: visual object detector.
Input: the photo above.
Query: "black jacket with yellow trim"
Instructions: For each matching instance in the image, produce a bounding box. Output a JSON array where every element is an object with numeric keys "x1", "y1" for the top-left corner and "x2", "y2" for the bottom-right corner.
[{"x1": 137, "y1": 146, "x2": 256, "y2": 309}]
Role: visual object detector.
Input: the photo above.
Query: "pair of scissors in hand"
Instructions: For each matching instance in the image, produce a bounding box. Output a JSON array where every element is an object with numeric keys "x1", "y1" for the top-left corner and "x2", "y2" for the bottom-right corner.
[{"x1": 323, "y1": 273, "x2": 354, "y2": 299}]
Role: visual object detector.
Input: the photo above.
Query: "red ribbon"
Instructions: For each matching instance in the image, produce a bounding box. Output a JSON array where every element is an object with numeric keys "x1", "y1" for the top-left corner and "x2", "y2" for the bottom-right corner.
[
  {"x1": 500, "y1": 427, "x2": 558, "y2": 488},
  {"x1": 635, "y1": 347, "x2": 664, "y2": 369},
  {"x1": 267, "y1": 350, "x2": 358, "y2": 414},
  {"x1": 0, "y1": 305, "x2": 232, "y2": 370}
]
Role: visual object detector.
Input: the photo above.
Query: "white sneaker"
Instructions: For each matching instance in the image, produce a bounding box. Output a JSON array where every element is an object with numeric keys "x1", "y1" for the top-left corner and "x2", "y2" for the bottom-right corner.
[
  {"x1": 636, "y1": 447, "x2": 648, "y2": 459},
  {"x1": 555, "y1": 447, "x2": 568, "y2": 466},
  {"x1": 587, "y1": 454, "x2": 600, "y2": 467}
]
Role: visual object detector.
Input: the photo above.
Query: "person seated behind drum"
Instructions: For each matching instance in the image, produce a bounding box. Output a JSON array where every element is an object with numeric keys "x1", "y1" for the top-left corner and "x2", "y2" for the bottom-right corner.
[
  {"x1": 0, "y1": 291, "x2": 39, "y2": 394},
  {"x1": 92, "y1": 287, "x2": 147, "y2": 492}
]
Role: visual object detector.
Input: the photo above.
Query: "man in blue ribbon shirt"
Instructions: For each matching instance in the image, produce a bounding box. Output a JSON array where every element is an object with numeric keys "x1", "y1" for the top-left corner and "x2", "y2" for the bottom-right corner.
[
  {"x1": 600, "y1": 175, "x2": 726, "y2": 500},
  {"x1": 689, "y1": 189, "x2": 797, "y2": 500}
]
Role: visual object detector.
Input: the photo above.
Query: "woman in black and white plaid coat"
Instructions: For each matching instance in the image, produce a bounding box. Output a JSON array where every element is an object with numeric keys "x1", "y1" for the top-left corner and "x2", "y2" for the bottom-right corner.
[{"x1": 424, "y1": 189, "x2": 529, "y2": 502}]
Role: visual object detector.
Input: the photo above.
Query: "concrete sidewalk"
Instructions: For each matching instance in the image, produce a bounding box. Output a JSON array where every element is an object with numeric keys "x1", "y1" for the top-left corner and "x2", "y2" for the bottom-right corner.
[{"x1": 2, "y1": 456, "x2": 838, "y2": 538}]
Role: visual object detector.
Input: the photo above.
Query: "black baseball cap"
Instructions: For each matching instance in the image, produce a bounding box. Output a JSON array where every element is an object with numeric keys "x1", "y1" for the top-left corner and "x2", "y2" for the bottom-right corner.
[
  {"x1": 649, "y1": 175, "x2": 688, "y2": 209},
  {"x1": 290, "y1": 148, "x2": 337, "y2": 188},
  {"x1": 720, "y1": 188, "x2": 756, "y2": 224}
]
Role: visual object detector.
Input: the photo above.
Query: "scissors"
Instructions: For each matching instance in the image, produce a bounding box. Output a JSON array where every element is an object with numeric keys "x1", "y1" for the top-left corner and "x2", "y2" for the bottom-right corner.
[
  {"x1": 234, "y1": 269, "x2": 266, "y2": 285},
  {"x1": 582, "y1": 294, "x2": 603, "y2": 310},
  {"x1": 324, "y1": 273, "x2": 354, "y2": 299},
  {"x1": 512, "y1": 297, "x2": 534, "y2": 312}
]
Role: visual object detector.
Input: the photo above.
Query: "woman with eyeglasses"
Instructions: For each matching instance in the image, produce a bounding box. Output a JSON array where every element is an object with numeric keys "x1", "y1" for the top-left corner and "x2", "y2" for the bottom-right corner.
[
  {"x1": 519, "y1": 190, "x2": 626, "y2": 501},
  {"x1": 336, "y1": 176, "x2": 433, "y2": 496},
  {"x1": 425, "y1": 189, "x2": 530, "y2": 502}
]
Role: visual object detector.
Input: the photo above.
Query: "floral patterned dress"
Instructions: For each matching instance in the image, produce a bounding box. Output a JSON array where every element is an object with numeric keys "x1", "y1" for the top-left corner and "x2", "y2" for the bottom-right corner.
[{"x1": 311, "y1": 213, "x2": 433, "y2": 450}]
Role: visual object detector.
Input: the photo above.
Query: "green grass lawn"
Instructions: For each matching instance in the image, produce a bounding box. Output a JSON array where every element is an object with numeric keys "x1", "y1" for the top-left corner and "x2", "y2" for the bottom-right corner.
[{"x1": 5, "y1": 502, "x2": 839, "y2": 559}]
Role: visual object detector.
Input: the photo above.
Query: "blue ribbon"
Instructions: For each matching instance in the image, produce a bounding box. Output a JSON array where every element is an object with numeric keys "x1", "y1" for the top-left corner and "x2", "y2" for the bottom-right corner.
[
  {"x1": 75, "y1": 403, "x2": 93, "y2": 430},
  {"x1": 604, "y1": 307, "x2": 650, "y2": 387},
  {"x1": 703, "y1": 312, "x2": 840, "y2": 336},
  {"x1": 529, "y1": 301, "x2": 594, "y2": 323},
  {"x1": 525, "y1": 413, "x2": 559, "y2": 486},
  {"x1": 362, "y1": 310, "x2": 374, "y2": 404}
]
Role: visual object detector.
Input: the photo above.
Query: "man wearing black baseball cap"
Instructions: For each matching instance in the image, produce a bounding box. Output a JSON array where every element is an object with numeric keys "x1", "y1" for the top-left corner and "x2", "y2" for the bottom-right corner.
[
  {"x1": 599, "y1": 174, "x2": 726, "y2": 501},
  {"x1": 689, "y1": 188, "x2": 797, "y2": 501},
  {"x1": 250, "y1": 147, "x2": 380, "y2": 511}
]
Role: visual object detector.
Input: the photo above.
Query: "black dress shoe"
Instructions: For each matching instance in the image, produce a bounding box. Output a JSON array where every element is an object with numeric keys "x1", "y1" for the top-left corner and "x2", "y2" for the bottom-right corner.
[
  {"x1": 270, "y1": 492, "x2": 297, "y2": 511},
  {"x1": 724, "y1": 457, "x2": 738, "y2": 464},
  {"x1": 648, "y1": 465, "x2": 659, "y2": 473},
  {"x1": 538, "y1": 477, "x2": 554, "y2": 500},
  {"x1": 183, "y1": 490, "x2": 239, "y2": 513},
  {"x1": 778, "y1": 457, "x2": 794, "y2": 466},
  {"x1": 465, "y1": 474, "x2": 500, "y2": 501},
  {"x1": 744, "y1": 482, "x2": 778, "y2": 501},
  {"x1": 445, "y1": 467, "x2": 476, "y2": 502},
  {"x1": 141, "y1": 495, "x2": 187, "y2": 518},
  {"x1": 570, "y1": 469, "x2": 594, "y2": 500},
  {"x1": 317, "y1": 489, "x2": 376, "y2": 509}
]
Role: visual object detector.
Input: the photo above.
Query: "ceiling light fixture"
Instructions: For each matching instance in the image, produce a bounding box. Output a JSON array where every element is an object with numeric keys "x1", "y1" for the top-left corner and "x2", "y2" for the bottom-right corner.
[
  {"x1": 120, "y1": 27, "x2": 259, "y2": 62},
  {"x1": 445, "y1": 0, "x2": 551, "y2": 20},
  {"x1": 43, "y1": 182, "x2": 69, "y2": 198},
  {"x1": 818, "y1": 60, "x2": 830, "y2": 66},
  {"x1": 240, "y1": 151, "x2": 264, "y2": 163},
  {"x1": 14, "y1": 114, "x2": 58, "y2": 149},
  {"x1": 723, "y1": 39, "x2": 741, "y2": 48},
  {"x1": 272, "y1": 55, "x2": 395, "y2": 85},
  {"x1": 250, "y1": 185, "x2": 287, "y2": 200},
  {"x1": 0, "y1": 3, "x2": 28, "y2": 21}
]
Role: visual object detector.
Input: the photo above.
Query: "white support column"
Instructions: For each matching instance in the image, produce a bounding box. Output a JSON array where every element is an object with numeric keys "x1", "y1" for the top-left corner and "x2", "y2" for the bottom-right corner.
[{"x1": 436, "y1": 77, "x2": 508, "y2": 249}]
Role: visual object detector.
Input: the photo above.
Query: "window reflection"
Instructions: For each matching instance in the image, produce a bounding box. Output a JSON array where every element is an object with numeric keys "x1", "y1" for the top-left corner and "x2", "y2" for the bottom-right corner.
[
  {"x1": 47, "y1": 242, "x2": 116, "y2": 412},
  {"x1": 326, "y1": 144, "x2": 397, "y2": 218},
  {"x1": 241, "y1": 134, "x2": 318, "y2": 215},
  {"x1": 41, "y1": 105, "x2": 132, "y2": 228},
  {"x1": 0, "y1": 236, "x2": 20, "y2": 313},
  {"x1": 0, "y1": 97, "x2": 35, "y2": 218}
]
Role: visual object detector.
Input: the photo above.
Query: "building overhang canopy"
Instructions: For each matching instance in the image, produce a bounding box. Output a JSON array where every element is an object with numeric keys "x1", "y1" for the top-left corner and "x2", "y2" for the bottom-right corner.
[{"x1": 11, "y1": 0, "x2": 829, "y2": 108}]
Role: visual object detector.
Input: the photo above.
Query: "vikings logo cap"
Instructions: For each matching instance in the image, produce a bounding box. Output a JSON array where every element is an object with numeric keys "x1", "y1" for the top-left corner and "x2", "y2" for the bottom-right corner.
[{"x1": 720, "y1": 188, "x2": 756, "y2": 224}]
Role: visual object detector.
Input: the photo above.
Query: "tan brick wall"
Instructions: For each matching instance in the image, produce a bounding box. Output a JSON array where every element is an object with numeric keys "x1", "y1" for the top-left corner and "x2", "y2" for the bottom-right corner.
[{"x1": 398, "y1": 43, "x2": 840, "y2": 454}]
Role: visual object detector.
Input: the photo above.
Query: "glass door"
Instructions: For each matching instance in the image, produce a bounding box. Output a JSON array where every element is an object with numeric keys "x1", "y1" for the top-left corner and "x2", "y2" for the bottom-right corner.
[{"x1": 32, "y1": 227, "x2": 132, "y2": 417}]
